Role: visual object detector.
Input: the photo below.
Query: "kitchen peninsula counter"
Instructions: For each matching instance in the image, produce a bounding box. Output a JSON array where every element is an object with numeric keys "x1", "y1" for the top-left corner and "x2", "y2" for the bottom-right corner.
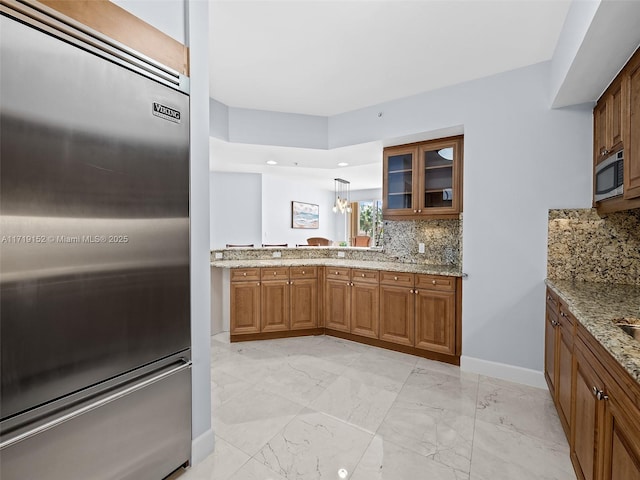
[
  {"x1": 210, "y1": 246, "x2": 464, "y2": 277},
  {"x1": 546, "y1": 278, "x2": 640, "y2": 384},
  {"x1": 211, "y1": 258, "x2": 463, "y2": 277}
]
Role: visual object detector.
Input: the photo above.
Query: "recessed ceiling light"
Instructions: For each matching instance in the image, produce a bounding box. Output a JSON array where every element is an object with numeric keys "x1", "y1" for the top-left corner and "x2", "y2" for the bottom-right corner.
[
  {"x1": 266, "y1": 160, "x2": 277, "y2": 165},
  {"x1": 337, "y1": 162, "x2": 349, "y2": 167}
]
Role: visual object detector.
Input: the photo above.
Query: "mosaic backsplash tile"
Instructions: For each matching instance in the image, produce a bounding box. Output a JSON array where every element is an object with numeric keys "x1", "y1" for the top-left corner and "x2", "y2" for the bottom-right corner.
[{"x1": 548, "y1": 208, "x2": 640, "y2": 285}]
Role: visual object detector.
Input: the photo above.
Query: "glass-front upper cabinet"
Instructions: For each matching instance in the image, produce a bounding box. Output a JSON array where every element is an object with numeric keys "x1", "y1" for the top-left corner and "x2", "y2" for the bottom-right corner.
[
  {"x1": 383, "y1": 145, "x2": 417, "y2": 216},
  {"x1": 383, "y1": 135, "x2": 463, "y2": 219}
]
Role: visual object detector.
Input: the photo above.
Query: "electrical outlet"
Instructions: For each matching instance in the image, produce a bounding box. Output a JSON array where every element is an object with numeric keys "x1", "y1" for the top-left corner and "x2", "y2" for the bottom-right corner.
[
  {"x1": 272, "y1": 251, "x2": 281, "y2": 258},
  {"x1": 214, "y1": 252, "x2": 223, "y2": 259},
  {"x1": 418, "y1": 243, "x2": 425, "y2": 254},
  {"x1": 337, "y1": 251, "x2": 345, "y2": 258}
]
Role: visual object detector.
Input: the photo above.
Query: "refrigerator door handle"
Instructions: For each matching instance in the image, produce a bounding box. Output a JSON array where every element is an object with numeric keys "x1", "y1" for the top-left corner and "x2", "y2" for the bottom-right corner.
[{"x1": 0, "y1": 359, "x2": 192, "y2": 450}]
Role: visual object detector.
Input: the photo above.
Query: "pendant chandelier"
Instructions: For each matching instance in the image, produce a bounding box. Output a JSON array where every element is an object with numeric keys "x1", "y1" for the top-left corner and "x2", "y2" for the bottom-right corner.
[{"x1": 333, "y1": 178, "x2": 352, "y2": 214}]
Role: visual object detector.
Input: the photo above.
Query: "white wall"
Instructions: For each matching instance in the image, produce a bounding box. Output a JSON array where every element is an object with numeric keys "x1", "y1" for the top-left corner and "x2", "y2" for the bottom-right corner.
[
  {"x1": 111, "y1": 0, "x2": 186, "y2": 43},
  {"x1": 114, "y1": 0, "x2": 213, "y2": 463},
  {"x1": 261, "y1": 174, "x2": 336, "y2": 246},
  {"x1": 210, "y1": 172, "x2": 262, "y2": 249},
  {"x1": 328, "y1": 62, "x2": 593, "y2": 377}
]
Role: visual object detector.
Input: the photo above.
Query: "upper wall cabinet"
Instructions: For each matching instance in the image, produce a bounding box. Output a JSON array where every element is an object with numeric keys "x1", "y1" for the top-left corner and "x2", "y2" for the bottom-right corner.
[
  {"x1": 594, "y1": 48, "x2": 640, "y2": 214},
  {"x1": 383, "y1": 135, "x2": 463, "y2": 219}
]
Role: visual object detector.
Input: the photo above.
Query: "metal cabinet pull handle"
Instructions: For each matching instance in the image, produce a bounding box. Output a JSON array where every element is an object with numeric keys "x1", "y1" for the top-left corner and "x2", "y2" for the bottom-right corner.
[
  {"x1": 335, "y1": 271, "x2": 339, "y2": 275},
  {"x1": 547, "y1": 295, "x2": 552, "y2": 301},
  {"x1": 394, "y1": 276, "x2": 398, "y2": 281},
  {"x1": 410, "y1": 289, "x2": 414, "y2": 294},
  {"x1": 362, "y1": 273, "x2": 365, "y2": 277},
  {"x1": 302, "y1": 271, "x2": 305, "y2": 274},
  {"x1": 243, "y1": 272, "x2": 247, "y2": 276},
  {"x1": 432, "y1": 280, "x2": 436, "y2": 285}
]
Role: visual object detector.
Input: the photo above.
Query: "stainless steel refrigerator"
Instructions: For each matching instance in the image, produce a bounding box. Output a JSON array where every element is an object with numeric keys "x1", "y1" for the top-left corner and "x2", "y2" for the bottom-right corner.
[{"x1": 1, "y1": 2, "x2": 192, "y2": 479}]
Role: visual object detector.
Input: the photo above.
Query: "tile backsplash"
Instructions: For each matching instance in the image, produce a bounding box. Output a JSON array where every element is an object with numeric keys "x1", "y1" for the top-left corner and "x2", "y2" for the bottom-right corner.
[{"x1": 548, "y1": 208, "x2": 640, "y2": 285}]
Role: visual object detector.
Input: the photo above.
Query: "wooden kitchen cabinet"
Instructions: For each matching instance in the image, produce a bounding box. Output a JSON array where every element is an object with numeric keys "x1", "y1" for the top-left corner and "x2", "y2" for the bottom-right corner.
[
  {"x1": 594, "y1": 77, "x2": 625, "y2": 164},
  {"x1": 383, "y1": 136, "x2": 463, "y2": 219},
  {"x1": 230, "y1": 266, "x2": 462, "y2": 365},
  {"x1": 572, "y1": 326, "x2": 640, "y2": 480},
  {"x1": 414, "y1": 274, "x2": 456, "y2": 355},
  {"x1": 325, "y1": 268, "x2": 379, "y2": 337},
  {"x1": 625, "y1": 49, "x2": 640, "y2": 200},
  {"x1": 231, "y1": 267, "x2": 319, "y2": 336},
  {"x1": 572, "y1": 337, "x2": 603, "y2": 480},
  {"x1": 230, "y1": 269, "x2": 261, "y2": 335},
  {"x1": 350, "y1": 269, "x2": 380, "y2": 339},
  {"x1": 260, "y1": 267, "x2": 290, "y2": 333},
  {"x1": 557, "y1": 303, "x2": 575, "y2": 437},
  {"x1": 543, "y1": 289, "x2": 575, "y2": 439},
  {"x1": 544, "y1": 289, "x2": 559, "y2": 398},
  {"x1": 595, "y1": 47, "x2": 640, "y2": 212},
  {"x1": 544, "y1": 288, "x2": 640, "y2": 480},
  {"x1": 325, "y1": 268, "x2": 351, "y2": 332},
  {"x1": 290, "y1": 267, "x2": 318, "y2": 330}
]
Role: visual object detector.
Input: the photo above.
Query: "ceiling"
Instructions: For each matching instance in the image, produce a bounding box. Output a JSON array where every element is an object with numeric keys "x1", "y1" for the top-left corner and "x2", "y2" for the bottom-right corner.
[{"x1": 208, "y1": 0, "x2": 572, "y2": 189}]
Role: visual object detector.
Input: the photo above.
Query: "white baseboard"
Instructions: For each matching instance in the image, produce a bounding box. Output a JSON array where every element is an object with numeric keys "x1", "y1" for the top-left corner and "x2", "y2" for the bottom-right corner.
[
  {"x1": 460, "y1": 355, "x2": 548, "y2": 389},
  {"x1": 191, "y1": 428, "x2": 215, "y2": 466}
]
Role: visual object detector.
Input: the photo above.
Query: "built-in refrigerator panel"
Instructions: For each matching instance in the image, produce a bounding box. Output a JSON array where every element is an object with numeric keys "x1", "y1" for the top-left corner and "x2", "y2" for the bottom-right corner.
[{"x1": 0, "y1": 4, "x2": 192, "y2": 474}]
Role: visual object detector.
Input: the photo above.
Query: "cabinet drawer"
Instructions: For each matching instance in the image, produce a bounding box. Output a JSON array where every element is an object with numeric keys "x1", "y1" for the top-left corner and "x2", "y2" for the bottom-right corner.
[
  {"x1": 380, "y1": 271, "x2": 414, "y2": 286},
  {"x1": 351, "y1": 269, "x2": 379, "y2": 284},
  {"x1": 415, "y1": 274, "x2": 455, "y2": 291},
  {"x1": 326, "y1": 267, "x2": 350, "y2": 280},
  {"x1": 290, "y1": 266, "x2": 317, "y2": 279},
  {"x1": 231, "y1": 268, "x2": 261, "y2": 281},
  {"x1": 261, "y1": 267, "x2": 290, "y2": 280}
]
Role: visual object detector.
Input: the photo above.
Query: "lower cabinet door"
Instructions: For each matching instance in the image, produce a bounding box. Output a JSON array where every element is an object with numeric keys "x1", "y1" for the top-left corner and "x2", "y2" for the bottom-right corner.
[
  {"x1": 603, "y1": 396, "x2": 640, "y2": 480},
  {"x1": 544, "y1": 308, "x2": 558, "y2": 398},
  {"x1": 414, "y1": 289, "x2": 455, "y2": 354},
  {"x1": 325, "y1": 279, "x2": 351, "y2": 332},
  {"x1": 557, "y1": 320, "x2": 573, "y2": 436},
  {"x1": 379, "y1": 284, "x2": 414, "y2": 346},
  {"x1": 261, "y1": 280, "x2": 290, "y2": 332},
  {"x1": 350, "y1": 282, "x2": 379, "y2": 339},
  {"x1": 230, "y1": 281, "x2": 261, "y2": 334},
  {"x1": 290, "y1": 278, "x2": 317, "y2": 330},
  {"x1": 572, "y1": 344, "x2": 605, "y2": 480}
]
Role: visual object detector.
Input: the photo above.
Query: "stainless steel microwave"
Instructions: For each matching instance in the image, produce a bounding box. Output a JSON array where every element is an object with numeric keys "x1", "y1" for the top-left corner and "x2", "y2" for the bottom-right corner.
[{"x1": 594, "y1": 150, "x2": 624, "y2": 202}]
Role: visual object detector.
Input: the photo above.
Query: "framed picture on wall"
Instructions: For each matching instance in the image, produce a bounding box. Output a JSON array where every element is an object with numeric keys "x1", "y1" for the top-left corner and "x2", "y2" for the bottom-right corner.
[{"x1": 291, "y1": 201, "x2": 319, "y2": 229}]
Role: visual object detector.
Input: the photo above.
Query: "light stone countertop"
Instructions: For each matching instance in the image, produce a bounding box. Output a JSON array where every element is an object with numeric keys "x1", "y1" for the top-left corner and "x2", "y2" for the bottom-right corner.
[
  {"x1": 545, "y1": 279, "x2": 640, "y2": 384},
  {"x1": 211, "y1": 258, "x2": 464, "y2": 277}
]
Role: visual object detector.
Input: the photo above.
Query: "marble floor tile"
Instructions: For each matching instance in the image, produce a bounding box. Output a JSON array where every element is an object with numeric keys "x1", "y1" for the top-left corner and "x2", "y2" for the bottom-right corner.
[
  {"x1": 351, "y1": 435, "x2": 469, "y2": 480},
  {"x1": 167, "y1": 436, "x2": 249, "y2": 480},
  {"x1": 341, "y1": 350, "x2": 416, "y2": 393},
  {"x1": 212, "y1": 386, "x2": 304, "y2": 456},
  {"x1": 476, "y1": 375, "x2": 567, "y2": 446},
  {"x1": 210, "y1": 370, "x2": 252, "y2": 411},
  {"x1": 376, "y1": 395, "x2": 474, "y2": 474},
  {"x1": 415, "y1": 357, "x2": 478, "y2": 380},
  {"x1": 308, "y1": 375, "x2": 398, "y2": 433},
  {"x1": 254, "y1": 355, "x2": 340, "y2": 406},
  {"x1": 256, "y1": 410, "x2": 373, "y2": 480},
  {"x1": 227, "y1": 459, "x2": 288, "y2": 480},
  {"x1": 470, "y1": 419, "x2": 576, "y2": 480},
  {"x1": 399, "y1": 367, "x2": 479, "y2": 417}
]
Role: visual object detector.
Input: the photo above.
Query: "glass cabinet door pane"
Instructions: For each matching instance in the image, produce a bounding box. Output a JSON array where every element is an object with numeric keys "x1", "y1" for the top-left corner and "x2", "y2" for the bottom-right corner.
[
  {"x1": 423, "y1": 147, "x2": 454, "y2": 208},
  {"x1": 386, "y1": 153, "x2": 413, "y2": 209}
]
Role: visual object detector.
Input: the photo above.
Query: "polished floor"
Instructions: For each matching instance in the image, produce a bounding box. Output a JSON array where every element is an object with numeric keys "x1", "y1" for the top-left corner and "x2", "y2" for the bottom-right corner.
[{"x1": 173, "y1": 333, "x2": 576, "y2": 480}]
